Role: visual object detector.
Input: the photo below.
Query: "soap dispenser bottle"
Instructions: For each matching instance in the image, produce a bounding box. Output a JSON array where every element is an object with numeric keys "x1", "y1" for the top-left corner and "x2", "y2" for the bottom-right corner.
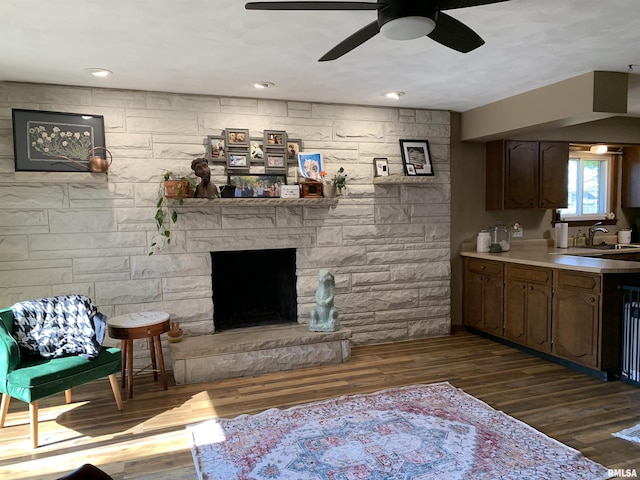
[{"x1": 575, "y1": 229, "x2": 585, "y2": 247}]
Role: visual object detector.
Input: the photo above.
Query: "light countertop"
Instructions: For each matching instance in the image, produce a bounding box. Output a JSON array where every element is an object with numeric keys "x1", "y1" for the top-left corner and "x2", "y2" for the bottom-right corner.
[{"x1": 460, "y1": 242, "x2": 640, "y2": 274}]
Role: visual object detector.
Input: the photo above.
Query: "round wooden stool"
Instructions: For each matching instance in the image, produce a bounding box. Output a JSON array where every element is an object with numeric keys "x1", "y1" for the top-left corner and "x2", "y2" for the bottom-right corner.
[{"x1": 107, "y1": 311, "x2": 170, "y2": 399}]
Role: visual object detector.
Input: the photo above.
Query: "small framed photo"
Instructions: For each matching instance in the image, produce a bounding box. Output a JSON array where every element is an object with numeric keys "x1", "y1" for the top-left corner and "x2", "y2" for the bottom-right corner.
[
  {"x1": 374, "y1": 158, "x2": 389, "y2": 177},
  {"x1": 400, "y1": 139, "x2": 434, "y2": 176},
  {"x1": 226, "y1": 128, "x2": 249, "y2": 147},
  {"x1": 227, "y1": 174, "x2": 287, "y2": 198},
  {"x1": 12, "y1": 109, "x2": 105, "y2": 172},
  {"x1": 227, "y1": 152, "x2": 248, "y2": 169},
  {"x1": 298, "y1": 152, "x2": 323, "y2": 180},
  {"x1": 207, "y1": 135, "x2": 225, "y2": 161},
  {"x1": 287, "y1": 139, "x2": 302, "y2": 160},
  {"x1": 266, "y1": 153, "x2": 286, "y2": 171},
  {"x1": 250, "y1": 141, "x2": 264, "y2": 160},
  {"x1": 264, "y1": 129, "x2": 286, "y2": 147}
]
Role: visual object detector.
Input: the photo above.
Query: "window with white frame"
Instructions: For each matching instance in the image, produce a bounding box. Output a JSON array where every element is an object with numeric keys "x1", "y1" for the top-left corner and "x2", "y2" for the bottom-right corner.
[{"x1": 556, "y1": 152, "x2": 613, "y2": 220}]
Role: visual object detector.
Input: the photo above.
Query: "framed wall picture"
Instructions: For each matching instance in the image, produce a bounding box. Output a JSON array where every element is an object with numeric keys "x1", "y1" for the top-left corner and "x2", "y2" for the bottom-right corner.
[
  {"x1": 227, "y1": 152, "x2": 249, "y2": 169},
  {"x1": 250, "y1": 141, "x2": 264, "y2": 160},
  {"x1": 264, "y1": 129, "x2": 287, "y2": 147},
  {"x1": 265, "y1": 153, "x2": 286, "y2": 172},
  {"x1": 374, "y1": 157, "x2": 389, "y2": 177},
  {"x1": 206, "y1": 135, "x2": 226, "y2": 161},
  {"x1": 298, "y1": 152, "x2": 323, "y2": 180},
  {"x1": 227, "y1": 174, "x2": 287, "y2": 198},
  {"x1": 12, "y1": 109, "x2": 106, "y2": 172},
  {"x1": 225, "y1": 128, "x2": 249, "y2": 147},
  {"x1": 400, "y1": 139, "x2": 434, "y2": 176},
  {"x1": 287, "y1": 139, "x2": 302, "y2": 160}
]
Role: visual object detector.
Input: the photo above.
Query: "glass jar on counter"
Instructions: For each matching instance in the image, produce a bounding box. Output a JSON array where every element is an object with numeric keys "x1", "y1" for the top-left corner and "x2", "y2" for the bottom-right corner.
[
  {"x1": 477, "y1": 229, "x2": 491, "y2": 253},
  {"x1": 490, "y1": 220, "x2": 511, "y2": 252}
]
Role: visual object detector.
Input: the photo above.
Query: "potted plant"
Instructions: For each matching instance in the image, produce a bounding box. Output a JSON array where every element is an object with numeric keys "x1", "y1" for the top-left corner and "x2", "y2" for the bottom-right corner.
[
  {"x1": 149, "y1": 170, "x2": 196, "y2": 255},
  {"x1": 321, "y1": 167, "x2": 347, "y2": 198},
  {"x1": 332, "y1": 167, "x2": 347, "y2": 194}
]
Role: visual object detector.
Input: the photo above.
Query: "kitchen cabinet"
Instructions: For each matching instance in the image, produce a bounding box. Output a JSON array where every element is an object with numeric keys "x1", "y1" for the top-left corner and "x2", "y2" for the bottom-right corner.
[
  {"x1": 504, "y1": 264, "x2": 552, "y2": 352},
  {"x1": 485, "y1": 140, "x2": 569, "y2": 210},
  {"x1": 463, "y1": 258, "x2": 503, "y2": 336},
  {"x1": 462, "y1": 253, "x2": 640, "y2": 379},
  {"x1": 552, "y1": 270, "x2": 601, "y2": 369},
  {"x1": 622, "y1": 146, "x2": 640, "y2": 208}
]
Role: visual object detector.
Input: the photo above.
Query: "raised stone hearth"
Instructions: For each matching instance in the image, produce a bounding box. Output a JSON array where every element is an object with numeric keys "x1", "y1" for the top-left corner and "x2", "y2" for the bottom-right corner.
[{"x1": 169, "y1": 325, "x2": 352, "y2": 384}]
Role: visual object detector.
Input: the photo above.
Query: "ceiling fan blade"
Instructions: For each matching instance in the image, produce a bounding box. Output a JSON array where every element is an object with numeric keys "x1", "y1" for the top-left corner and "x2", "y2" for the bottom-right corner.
[
  {"x1": 318, "y1": 20, "x2": 380, "y2": 61},
  {"x1": 245, "y1": 1, "x2": 380, "y2": 10},
  {"x1": 437, "y1": 0, "x2": 511, "y2": 10},
  {"x1": 427, "y1": 11, "x2": 484, "y2": 53}
]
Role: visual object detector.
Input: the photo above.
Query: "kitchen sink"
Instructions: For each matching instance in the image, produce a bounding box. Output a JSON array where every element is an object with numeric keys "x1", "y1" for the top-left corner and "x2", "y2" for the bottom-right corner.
[{"x1": 579, "y1": 244, "x2": 640, "y2": 250}]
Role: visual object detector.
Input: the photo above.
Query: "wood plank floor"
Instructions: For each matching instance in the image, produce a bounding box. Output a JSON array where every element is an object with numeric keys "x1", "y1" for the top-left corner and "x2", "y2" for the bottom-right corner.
[{"x1": 2, "y1": 330, "x2": 640, "y2": 479}]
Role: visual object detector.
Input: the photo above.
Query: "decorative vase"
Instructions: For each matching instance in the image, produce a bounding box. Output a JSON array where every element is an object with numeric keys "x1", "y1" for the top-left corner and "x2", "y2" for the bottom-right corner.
[
  {"x1": 164, "y1": 180, "x2": 192, "y2": 199},
  {"x1": 167, "y1": 321, "x2": 184, "y2": 343},
  {"x1": 323, "y1": 184, "x2": 336, "y2": 198}
]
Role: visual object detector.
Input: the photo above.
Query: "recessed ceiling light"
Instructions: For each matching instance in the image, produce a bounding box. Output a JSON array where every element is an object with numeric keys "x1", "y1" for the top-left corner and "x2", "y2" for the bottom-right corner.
[
  {"x1": 251, "y1": 81, "x2": 275, "y2": 89},
  {"x1": 85, "y1": 68, "x2": 113, "y2": 78},
  {"x1": 383, "y1": 91, "x2": 405, "y2": 100}
]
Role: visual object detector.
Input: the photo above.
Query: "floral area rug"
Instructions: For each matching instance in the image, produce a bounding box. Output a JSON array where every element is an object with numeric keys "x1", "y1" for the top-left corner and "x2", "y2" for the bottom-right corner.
[{"x1": 187, "y1": 382, "x2": 611, "y2": 480}]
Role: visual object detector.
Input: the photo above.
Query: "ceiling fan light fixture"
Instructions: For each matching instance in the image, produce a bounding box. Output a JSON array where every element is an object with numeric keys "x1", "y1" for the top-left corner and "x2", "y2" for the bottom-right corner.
[
  {"x1": 251, "y1": 81, "x2": 275, "y2": 89},
  {"x1": 384, "y1": 91, "x2": 405, "y2": 100},
  {"x1": 380, "y1": 16, "x2": 436, "y2": 41},
  {"x1": 590, "y1": 144, "x2": 608, "y2": 154}
]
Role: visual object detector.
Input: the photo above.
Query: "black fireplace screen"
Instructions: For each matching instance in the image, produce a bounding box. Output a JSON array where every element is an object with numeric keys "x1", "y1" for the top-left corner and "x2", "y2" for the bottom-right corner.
[{"x1": 212, "y1": 248, "x2": 298, "y2": 331}]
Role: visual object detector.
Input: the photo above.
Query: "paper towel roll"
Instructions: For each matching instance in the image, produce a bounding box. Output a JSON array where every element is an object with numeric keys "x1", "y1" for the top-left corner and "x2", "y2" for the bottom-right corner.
[{"x1": 555, "y1": 222, "x2": 569, "y2": 248}]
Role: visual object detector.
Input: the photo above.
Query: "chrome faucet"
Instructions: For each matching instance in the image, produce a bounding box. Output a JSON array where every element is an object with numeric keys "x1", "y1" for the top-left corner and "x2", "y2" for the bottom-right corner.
[{"x1": 588, "y1": 221, "x2": 609, "y2": 246}]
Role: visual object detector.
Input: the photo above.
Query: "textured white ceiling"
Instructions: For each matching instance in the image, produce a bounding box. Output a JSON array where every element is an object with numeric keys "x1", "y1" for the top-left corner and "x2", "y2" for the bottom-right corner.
[{"x1": 1, "y1": 0, "x2": 639, "y2": 114}]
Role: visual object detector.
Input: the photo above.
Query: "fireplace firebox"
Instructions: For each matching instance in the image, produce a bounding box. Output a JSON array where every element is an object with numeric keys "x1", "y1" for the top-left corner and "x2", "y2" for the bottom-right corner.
[{"x1": 211, "y1": 248, "x2": 298, "y2": 331}]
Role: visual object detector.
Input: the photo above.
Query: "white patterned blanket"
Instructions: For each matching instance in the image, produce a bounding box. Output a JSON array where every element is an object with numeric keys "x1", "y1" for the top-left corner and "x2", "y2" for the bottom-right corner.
[{"x1": 11, "y1": 294, "x2": 106, "y2": 359}]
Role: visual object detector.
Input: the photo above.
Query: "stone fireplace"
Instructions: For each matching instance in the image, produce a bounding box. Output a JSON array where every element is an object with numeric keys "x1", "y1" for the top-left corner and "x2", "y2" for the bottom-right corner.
[
  {"x1": 0, "y1": 82, "x2": 452, "y2": 382},
  {"x1": 212, "y1": 248, "x2": 297, "y2": 331}
]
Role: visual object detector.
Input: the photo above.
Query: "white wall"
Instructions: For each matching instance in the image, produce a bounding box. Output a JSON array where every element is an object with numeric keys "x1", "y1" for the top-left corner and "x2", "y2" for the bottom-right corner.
[{"x1": 0, "y1": 82, "x2": 452, "y2": 350}]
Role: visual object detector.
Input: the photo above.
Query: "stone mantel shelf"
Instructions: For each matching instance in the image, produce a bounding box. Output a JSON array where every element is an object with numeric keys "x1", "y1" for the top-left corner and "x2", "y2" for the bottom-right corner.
[
  {"x1": 165, "y1": 197, "x2": 339, "y2": 206},
  {"x1": 373, "y1": 175, "x2": 435, "y2": 184}
]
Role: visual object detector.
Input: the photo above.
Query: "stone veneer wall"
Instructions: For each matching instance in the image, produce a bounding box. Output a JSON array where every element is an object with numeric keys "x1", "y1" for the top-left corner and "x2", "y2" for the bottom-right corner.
[{"x1": 0, "y1": 81, "x2": 451, "y2": 365}]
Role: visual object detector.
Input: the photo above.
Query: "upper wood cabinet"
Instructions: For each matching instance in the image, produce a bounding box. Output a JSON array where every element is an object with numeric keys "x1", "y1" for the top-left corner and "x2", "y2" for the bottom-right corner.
[
  {"x1": 485, "y1": 140, "x2": 569, "y2": 210},
  {"x1": 622, "y1": 146, "x2": 640, "y2": 208}
]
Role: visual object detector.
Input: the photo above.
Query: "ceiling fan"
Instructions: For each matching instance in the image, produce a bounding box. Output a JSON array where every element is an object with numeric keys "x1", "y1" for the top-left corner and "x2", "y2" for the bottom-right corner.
[{"x1": 244, "y1": 0, "x2": 511, "y2": 61}]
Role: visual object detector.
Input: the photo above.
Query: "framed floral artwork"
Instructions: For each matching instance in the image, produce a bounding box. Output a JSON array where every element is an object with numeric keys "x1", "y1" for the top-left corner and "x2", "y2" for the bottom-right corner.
[{"x1": 12, "y1": 109, "x2": 106, "y2": 172}]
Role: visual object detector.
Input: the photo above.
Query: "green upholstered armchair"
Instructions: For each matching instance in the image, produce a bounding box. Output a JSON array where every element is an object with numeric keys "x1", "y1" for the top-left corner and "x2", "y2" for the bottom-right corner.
[{"x1": 0, "y1": 306, "x2": 123, "y2": 448}]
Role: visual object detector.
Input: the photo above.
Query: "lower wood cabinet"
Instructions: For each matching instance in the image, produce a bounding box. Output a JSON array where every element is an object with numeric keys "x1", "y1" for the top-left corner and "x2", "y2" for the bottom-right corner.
[
  {"x1": 462, "y1": 258, "x2": 639, "y2": 378},
  {"x1": 504, "y1": 264, "x2": 552, "y2": 352},
  {"x1": 463, "y1": 258, "x2": 503, "y2": 336},
  {"x1": 552, "y1": 270, "x2": 601, "y2": 369}
]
